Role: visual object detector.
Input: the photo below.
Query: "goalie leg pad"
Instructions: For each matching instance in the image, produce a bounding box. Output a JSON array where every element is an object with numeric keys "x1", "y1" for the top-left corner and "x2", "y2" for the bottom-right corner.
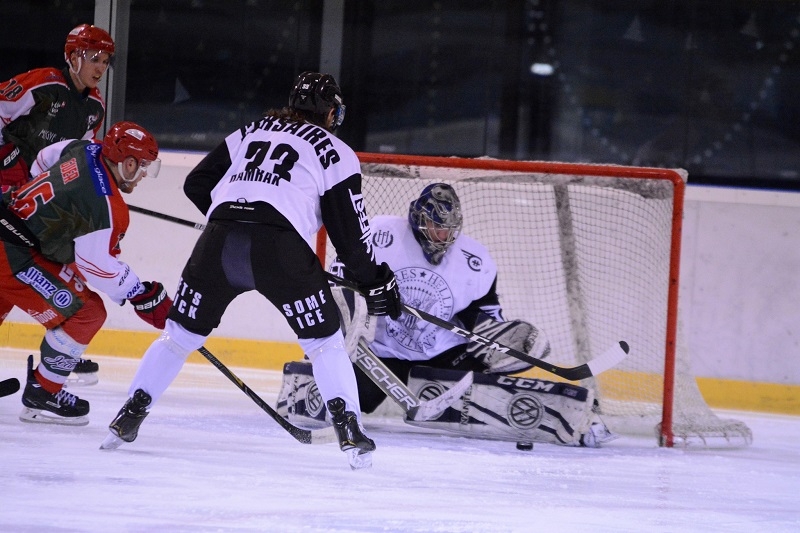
[
  {"x1": 276, "y1": 361, "x2": 329, "y2": 429},
  {"x1": 406, "y1": 366, "x2": 594, "y2": 446},
  {"x1": 330, "y1": 285, "x2": 375, "y2": 356}
]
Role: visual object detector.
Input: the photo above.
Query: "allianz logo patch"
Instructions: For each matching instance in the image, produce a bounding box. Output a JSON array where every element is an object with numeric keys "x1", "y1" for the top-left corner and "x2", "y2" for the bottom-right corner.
[{"x1": 15, "y1": 267, "x2": 73, "y2": 308}]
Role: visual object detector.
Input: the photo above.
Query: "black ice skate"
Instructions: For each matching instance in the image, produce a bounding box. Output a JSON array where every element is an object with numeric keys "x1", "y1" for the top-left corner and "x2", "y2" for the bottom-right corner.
[
  {"x1": 66, "y1": 357, "x2": 99, "y2": 387},
  {"x1": 100, "y1": 389, "x2": 152, "y2": 450},
  {"x1": 19, "y1": 355, "x2": 89, "y2": 426},
  {"x1": 327, "y1": 397, "x2": 375, "y2": 470}
]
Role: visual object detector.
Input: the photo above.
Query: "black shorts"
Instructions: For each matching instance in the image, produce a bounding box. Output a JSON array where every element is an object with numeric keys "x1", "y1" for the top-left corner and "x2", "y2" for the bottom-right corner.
[{"x1": 167, "y1": 219, "x2": 340, "y2": 339}]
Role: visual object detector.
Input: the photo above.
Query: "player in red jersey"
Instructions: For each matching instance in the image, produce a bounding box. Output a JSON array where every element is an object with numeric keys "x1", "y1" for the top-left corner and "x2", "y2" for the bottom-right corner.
[
  {"x1": 0, "y1": 121, "x2": 170, "y2": 426},
  {"x1": 0, "y1": 24, "x2": 116, "y2": 381}
]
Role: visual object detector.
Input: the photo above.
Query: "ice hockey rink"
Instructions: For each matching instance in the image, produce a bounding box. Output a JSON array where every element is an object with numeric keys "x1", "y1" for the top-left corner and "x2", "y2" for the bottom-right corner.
[{"x1": 0, "y1": 347, "x2": 797, "y2": 533}]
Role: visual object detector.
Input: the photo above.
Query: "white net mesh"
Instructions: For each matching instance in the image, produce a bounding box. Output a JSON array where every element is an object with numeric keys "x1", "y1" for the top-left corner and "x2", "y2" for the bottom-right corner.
[{"x1": 323, "y1": 157, "x2": 751, "y2": 448}]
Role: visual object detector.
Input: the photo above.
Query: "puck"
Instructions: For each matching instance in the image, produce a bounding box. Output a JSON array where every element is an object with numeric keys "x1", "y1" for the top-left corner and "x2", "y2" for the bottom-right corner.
[{"x1": 516, "y1": 441, "x2": 533, "y2": 451}]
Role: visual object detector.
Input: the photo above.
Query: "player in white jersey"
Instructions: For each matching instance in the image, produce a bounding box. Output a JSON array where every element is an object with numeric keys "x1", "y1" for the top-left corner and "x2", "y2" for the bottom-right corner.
[
  {"x1": 280, "y1": 183, "x2": 617, "y2": 448},
  {"x1": 102, "y1": 72, "x2": 401, "y2": 467}
]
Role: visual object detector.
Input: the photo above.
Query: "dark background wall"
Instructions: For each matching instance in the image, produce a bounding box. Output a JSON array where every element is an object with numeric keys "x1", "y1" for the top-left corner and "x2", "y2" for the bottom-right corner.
[{"x1": 2, "y1": 0, "x2": 799, "y2": 190}]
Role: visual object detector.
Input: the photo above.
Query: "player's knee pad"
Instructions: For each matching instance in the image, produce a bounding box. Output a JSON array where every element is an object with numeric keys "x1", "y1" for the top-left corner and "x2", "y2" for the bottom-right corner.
[
  {"x1": 406, "y1": 366, "x2": 594, "y2": 446},
  {"x1": 60, "y1": 291, "x2": 106, "y2": 345},
  {"x1": 275, "y1": 360, "x2": 329, "y2": 428},
  {"x1": 297, "y1": 330, "x2": 346, "y2": 363},
  {"x1": 160, "y1": 318, "x2": 206, "y2": 357}
]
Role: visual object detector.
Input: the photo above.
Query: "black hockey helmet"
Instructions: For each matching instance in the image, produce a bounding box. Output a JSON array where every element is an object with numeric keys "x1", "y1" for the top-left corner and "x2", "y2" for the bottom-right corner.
[
  {"x1": 289, "y1": 71, "x2": 346, "y2": 130},
  {"x1": 408, "y1": 183, "x2": 463, "y2": 265}
]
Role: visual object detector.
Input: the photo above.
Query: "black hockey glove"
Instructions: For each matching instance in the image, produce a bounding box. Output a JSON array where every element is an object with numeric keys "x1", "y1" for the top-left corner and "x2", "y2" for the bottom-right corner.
[{"x1": 359, "y1": 262, "x2": 402, "y2": 319}]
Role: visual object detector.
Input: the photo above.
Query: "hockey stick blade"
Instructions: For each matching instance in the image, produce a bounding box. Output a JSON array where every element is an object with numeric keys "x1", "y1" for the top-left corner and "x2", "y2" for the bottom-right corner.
[
  {"x1": 328, "y1": 273, "x2": 630, "y2": 381},
  {"x1": 585, "y1": 341, "x2": 630, "y2": 378},
  {"x1": 354, "y1": 339, "x2": 472, "y2": 421},
  {"x1": 0, "y1": 377, "x2": 21, "y2": 398},
  {"x1": 197, "y1": 347, "x2": 337, "y2": 445}
]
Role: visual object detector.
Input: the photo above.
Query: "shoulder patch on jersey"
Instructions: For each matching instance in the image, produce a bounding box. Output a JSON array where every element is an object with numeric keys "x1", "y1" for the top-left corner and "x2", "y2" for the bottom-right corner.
[
  {"x1": 84, "y1": 143, "x2": 114, "y2": 196},
  {"x1": 461, "y1": 249, "x2": 483, "y2": 271},
  {"x1": 372, "y1": 227, "x2": 394, "y2": 248},
  {"x1": 0, "y1": 68, "x2": 66, "y2": 102}
]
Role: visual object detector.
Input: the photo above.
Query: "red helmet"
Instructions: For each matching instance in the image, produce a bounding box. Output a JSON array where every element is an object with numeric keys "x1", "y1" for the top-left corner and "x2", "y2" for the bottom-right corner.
[
  {"x1": 64, "y1": 24, "x2": 115, "y2": 59},
  {"x1": 102, "y1": 121, "x2": 159, "y2": 165}
]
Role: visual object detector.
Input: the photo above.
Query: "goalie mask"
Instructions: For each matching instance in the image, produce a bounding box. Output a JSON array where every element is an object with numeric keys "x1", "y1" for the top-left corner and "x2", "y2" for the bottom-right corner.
[{"x1": 408, "y1": 183, "x2": 463, "y2": 265}]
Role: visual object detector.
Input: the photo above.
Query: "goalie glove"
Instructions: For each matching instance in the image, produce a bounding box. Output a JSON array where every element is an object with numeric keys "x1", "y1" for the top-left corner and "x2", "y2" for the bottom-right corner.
[
  {"x1": 465, "y1": 317, "x2": 550, "y2": 374},
  {"x1": 331, "y1": 284, "x2": 376, "y2": 356},
  {"x1": 129, "y1": 281, "x2": 172, "y2": 329}
]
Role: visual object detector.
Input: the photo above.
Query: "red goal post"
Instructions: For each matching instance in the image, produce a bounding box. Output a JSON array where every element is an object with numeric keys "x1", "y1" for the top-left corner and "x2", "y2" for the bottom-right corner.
[{"x1": 316, "y1": 152, "x2": 752, "y2": 448}]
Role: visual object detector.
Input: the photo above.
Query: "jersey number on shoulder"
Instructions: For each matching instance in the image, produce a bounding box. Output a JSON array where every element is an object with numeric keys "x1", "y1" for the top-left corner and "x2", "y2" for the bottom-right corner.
[
  {"x1": 13, "y1": 180, "x2": 55, "y2": 219},
  {"x1": 245, "y1": 141, "x2": 299, "y2": 184},
  {"x1": 0, "y1": 79, "x2": 24, "y2": 100}
]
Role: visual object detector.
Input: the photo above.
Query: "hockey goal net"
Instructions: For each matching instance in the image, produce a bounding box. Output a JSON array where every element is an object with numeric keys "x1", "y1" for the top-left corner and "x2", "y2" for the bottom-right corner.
[{"x1": 317, "y1": 153, "x2": 752, "y2": 448}]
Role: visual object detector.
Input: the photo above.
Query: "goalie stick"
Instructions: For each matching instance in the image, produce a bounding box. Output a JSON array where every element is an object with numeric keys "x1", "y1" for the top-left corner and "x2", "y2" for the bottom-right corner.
[
  {"x1": 198, "y1": 347, "x2": 337, "y2": 445},
  {"x1": 328, "y1": 273, "x2": 630, "y2": 381},
  {"x1": 123, "y1": 207, "x2": 629, "y2": 380},
  {"x1": 353, "y1": 338, "x2": 473, "y2": 421},
  {"x1": 0, "y1": 377, "x2": 20, "y2": 398}
]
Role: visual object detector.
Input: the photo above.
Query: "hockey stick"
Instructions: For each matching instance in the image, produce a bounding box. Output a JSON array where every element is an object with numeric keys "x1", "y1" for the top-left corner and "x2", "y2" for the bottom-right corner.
[
  {"x1": 327, "y1": 273, "x2": 629, "y2": 381},
  {"x1": 128, "y1": 205, "x2": 207, "y2": 230},
  {"x1": 197, "y1": 346, "x2": 338, "y2": 445},
  {"x1": 353, "y1": 338, "x2": 473, "y2": 421},
  {"x1": 0, "y1": 377, "x2": 20, "y2": 398}
]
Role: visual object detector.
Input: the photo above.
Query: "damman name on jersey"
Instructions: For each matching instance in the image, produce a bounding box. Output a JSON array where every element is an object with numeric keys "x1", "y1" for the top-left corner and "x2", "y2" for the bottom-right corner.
[
  {"x1": 230, "y1": 167, "x2": 283, "y2": 185},
  {"x1": 244, "y1": 116, "x2": 341, "y2": 169}
]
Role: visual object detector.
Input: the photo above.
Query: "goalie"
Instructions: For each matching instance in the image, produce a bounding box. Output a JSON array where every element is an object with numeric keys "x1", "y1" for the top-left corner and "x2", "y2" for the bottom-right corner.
[{"x1": 279, "y1": 183, "x2": 616, "y2": 447}]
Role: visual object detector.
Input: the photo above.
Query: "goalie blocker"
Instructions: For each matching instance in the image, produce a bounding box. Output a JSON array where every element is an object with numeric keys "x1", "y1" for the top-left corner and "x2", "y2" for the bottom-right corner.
[{"x1": 463, "y1": 316, "x2": 550, "y2": 374}]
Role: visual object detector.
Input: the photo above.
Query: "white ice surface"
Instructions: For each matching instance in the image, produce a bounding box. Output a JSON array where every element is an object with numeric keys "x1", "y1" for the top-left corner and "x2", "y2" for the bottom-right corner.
[{"x1": 0, "y1": 348, "x2": 798, "y2": 533}]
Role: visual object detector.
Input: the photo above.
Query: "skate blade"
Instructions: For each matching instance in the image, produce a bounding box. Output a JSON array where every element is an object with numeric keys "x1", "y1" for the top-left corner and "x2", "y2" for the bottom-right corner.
[
  {"x1": 346, "y1": 448, "x2": 373, "y2": 470},
  {"x1": 99, "y1": 432, "x2": 126, "y2": 450},
  {"x1": 64, "y1": 373, "x2": 99, "y2": 387},
  {"x1": 19, "y1": 407, "x2": 89, "y2": 426}
]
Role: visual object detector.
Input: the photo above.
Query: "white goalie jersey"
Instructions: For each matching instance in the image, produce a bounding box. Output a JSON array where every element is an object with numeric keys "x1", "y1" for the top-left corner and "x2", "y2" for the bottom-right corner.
[{"x1": 333, "y1": 215, "x2": 500, "y2": 362}]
